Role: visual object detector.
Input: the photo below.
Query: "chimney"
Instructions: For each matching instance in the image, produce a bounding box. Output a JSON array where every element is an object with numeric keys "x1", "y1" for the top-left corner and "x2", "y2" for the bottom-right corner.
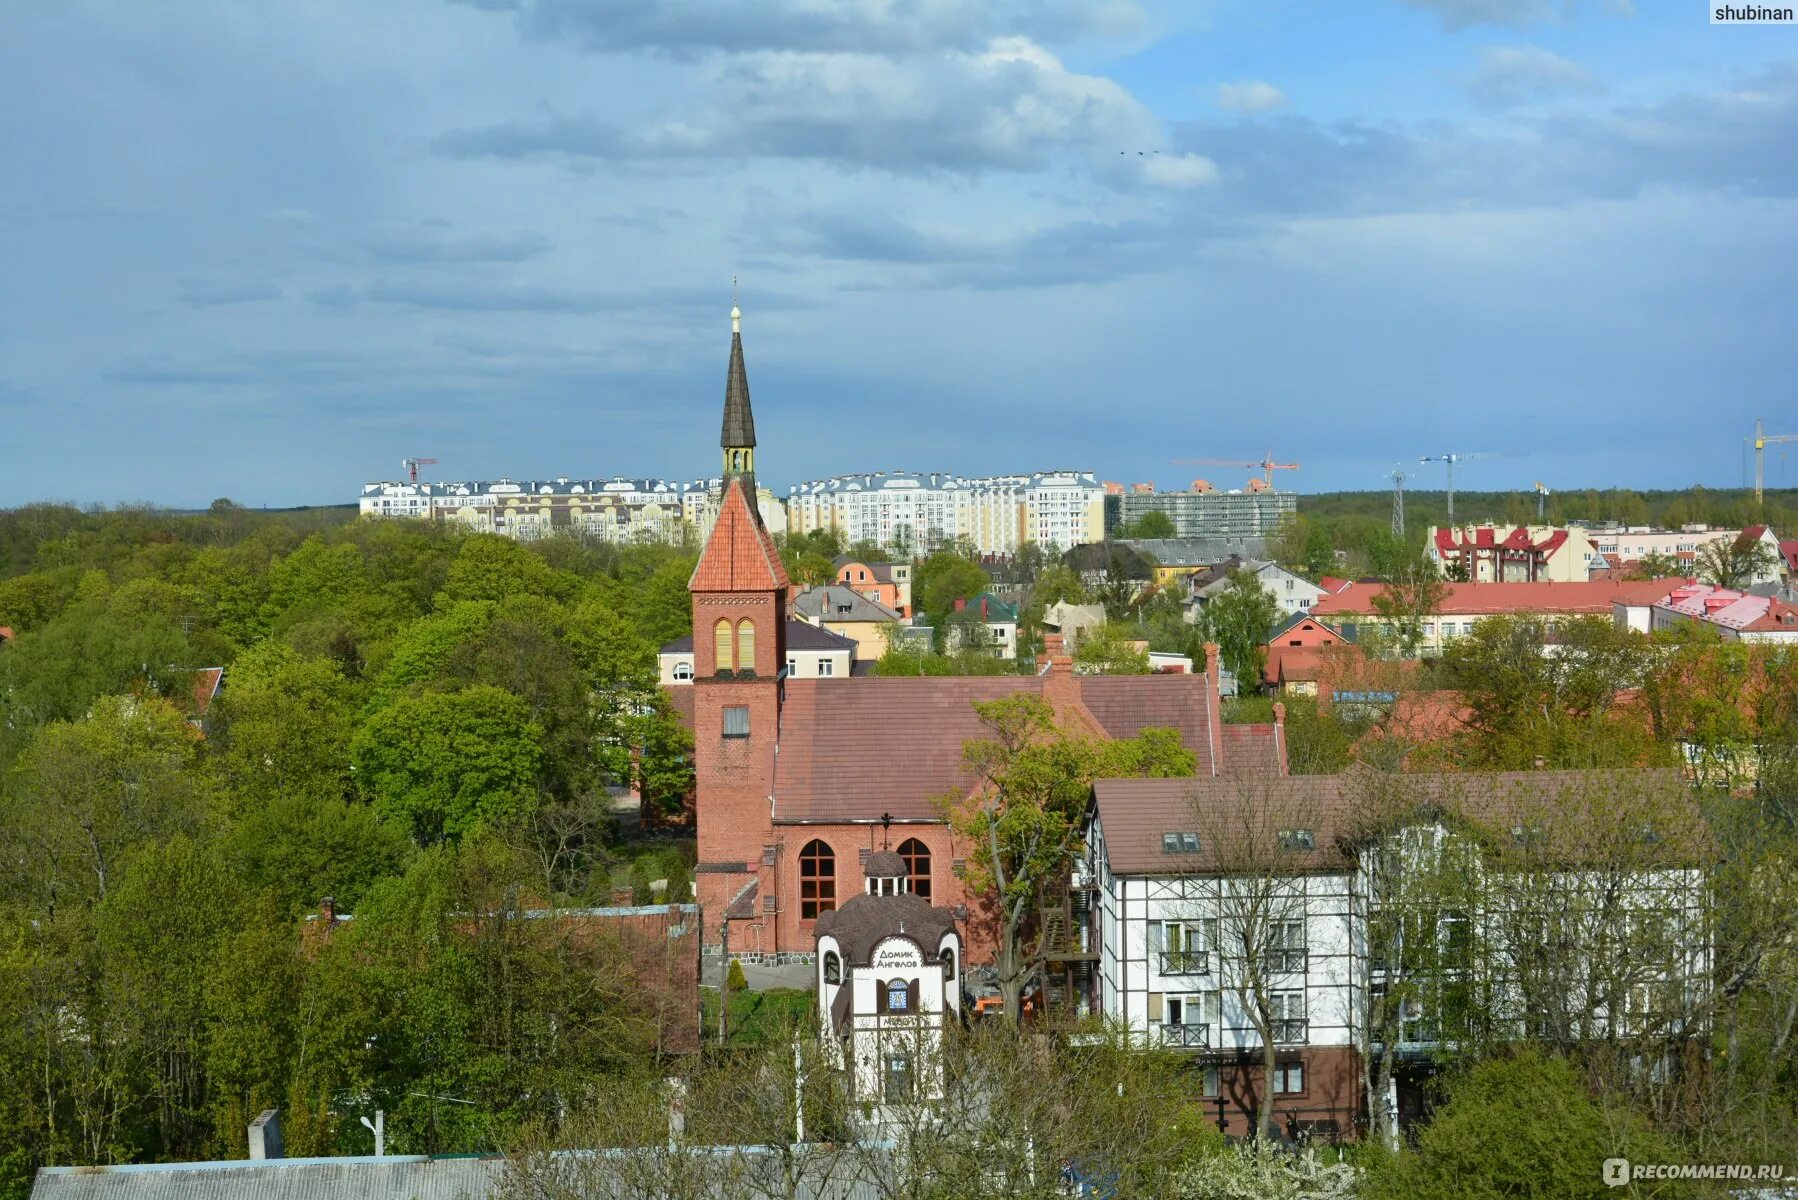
[
  {"x1": 1049, "y1": 653, "x2": 1074, "y2": 676},
  {"x1": 1043, "y1": 632, "x2": 1065, "y2": 656},
  {"x1": 248, "y1": 1109, "x2": 284, "y2": 1160},
  {"x1": 1203, "y1": 642, "x2": 1220, "y2": 687},
  {"x1": 612, "y1": 885, "x2": 634, "y2": 906},
  {"x1": 954, "y1": 597, "x2": 967, "y2": 612},
  {"x1": 319, "y1": 896, "x2": 335, "y2": 924},
  {"x1": 1272, "y1": 702, "x2": 1290, "y2": 776}
]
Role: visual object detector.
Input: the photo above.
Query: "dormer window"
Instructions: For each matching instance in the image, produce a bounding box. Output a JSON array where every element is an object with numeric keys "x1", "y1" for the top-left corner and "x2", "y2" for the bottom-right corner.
[{"x1": 1278, "y1": 829, "x2": 1316, "y2": 852}]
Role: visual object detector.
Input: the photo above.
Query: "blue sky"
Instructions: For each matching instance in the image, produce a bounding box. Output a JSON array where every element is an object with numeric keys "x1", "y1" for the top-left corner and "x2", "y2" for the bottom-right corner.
[{"x1": 3, "y1": 0, "x2": 1796, "y2": 506}]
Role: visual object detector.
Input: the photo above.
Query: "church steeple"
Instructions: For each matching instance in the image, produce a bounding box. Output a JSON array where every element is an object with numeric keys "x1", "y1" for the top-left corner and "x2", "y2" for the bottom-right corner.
[{"x1": 721, "y1": 299, "x2": 757, "y2": 495}]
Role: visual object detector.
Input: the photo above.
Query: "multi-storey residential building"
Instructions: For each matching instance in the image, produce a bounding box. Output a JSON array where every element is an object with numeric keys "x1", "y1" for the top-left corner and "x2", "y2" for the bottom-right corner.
[
  {"x1": 1083, "y1": 770, "x2": 1707, "y2": 1138},
  {"x1": 1108, "y1": 487, "x2": 1297, "y2": 541},
  {"x1": 1650, "y1": 583, "x2": 1798, "y2": 643},
  {"x1": 358, "y1": 476, "x2": 786, "y2": 545},
  {"x1": 786, "y1": 470, "x2": 1105, "y2": 557},
  {"x1": 1427, "y1": 525, "x2": 1598, "y2": 583},
  {"x1": 1580, "y1": 523, "x2": 1784, "y2": 584}
]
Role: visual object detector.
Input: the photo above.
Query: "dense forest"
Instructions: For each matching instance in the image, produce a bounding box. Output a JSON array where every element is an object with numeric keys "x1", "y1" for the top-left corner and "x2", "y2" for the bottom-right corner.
[{"x1": 0, "y1": 501, "x2": 702, "y2": 1184}]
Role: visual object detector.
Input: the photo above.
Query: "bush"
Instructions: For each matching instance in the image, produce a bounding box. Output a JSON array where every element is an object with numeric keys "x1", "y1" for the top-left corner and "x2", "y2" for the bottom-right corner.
[
  {"x1": 1359, "y1": 1050, "x2": 1687, "y2": 1200},
  {"x1": 726, "y1": 959, "x2": 747, "y2": 992},
  {"x1": 1173, "y1": 1141, "x2": 1357, "y2": 1200}
]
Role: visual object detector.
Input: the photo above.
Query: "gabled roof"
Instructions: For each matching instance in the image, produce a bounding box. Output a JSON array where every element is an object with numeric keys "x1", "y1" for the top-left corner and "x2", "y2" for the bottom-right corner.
[
  {"x1": 1781, "y1": 541, "x2": 1798, "y2": 573},
  {"x1": 689, "y1": 478, "x2": 789, "y2": 592},
  {"x1": 791, "y1": 585, "x2": 901, "y2": 623},
  {"x1": 768, "y1": 672, "x2": 1260, "y2": 822},
  {"x1": 1091, "y1": 768, "x2": 1693, "y2": 876},
  {"x1": 1310, "y1": 578, "x2": 1691, "y2": 618}
]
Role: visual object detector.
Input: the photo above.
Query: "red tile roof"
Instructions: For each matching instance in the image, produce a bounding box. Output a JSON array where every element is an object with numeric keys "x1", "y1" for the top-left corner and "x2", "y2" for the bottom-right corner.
[
  {"x1": 769, "y1": 672, "x2": 1256, "y2": 822},
  {"x1": 689, "y1": 478, "x2": 790, "y2": 593},
  {"x1": 1781, "y1": 541, "x2": 1798, "y2": 574},
  {"x1": 1309, "y1": 578, "x2": 1691, "y2": 618}
]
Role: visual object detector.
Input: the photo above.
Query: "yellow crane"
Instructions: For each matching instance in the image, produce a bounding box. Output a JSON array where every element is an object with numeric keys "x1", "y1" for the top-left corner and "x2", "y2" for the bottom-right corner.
[{"x1": 1750, "y1": 419, "x2": 1798, "y2": 506}]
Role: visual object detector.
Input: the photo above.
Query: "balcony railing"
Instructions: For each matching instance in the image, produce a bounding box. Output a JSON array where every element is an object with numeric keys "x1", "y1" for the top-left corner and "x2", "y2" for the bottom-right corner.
[
  {"x1": 1273, "y1": 1019, "x2": 1308, "y2": 1044},
  {"x1": 1159, "y1": 1023, "x2": 1210, "y2": 1048},
  {"x1": 1158, "y1": 950, "x2": 1209, "y2": 975},
  {"x1": 1262, "y1": 949, "x2": 1308, "y2": 975}
]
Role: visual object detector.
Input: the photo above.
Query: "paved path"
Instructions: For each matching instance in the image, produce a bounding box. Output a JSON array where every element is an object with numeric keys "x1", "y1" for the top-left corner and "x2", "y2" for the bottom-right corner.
[{"x1": 701, "y1": 958, "x2": 814, "y2": 990}]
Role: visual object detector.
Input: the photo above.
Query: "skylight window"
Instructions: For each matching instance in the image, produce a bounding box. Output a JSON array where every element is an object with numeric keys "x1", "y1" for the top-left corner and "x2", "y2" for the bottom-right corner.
[
  {"x1": 1162, "y1": 833, "x2": 1200, "y2": 854},
  {"x1": 1278, "y1": 829, "x2": 1316, "y2": 852}
]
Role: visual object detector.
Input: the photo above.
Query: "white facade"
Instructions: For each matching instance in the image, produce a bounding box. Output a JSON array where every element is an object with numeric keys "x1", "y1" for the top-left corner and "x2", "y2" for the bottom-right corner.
[
  {"x1": 359, "y1": 476, "x2": 785, "y2": 545},
  {"x1": 1189, "y1": 561, "x2": 1327, "y2": 621},
  {"x1": 1084, "y1": 805, "x2": 1708, "y2": 1068},
  {"x1": 1583, "y1": 524, "x2": 1783, "y2": 585},
  {"x1": 815, "y1": 864, "x2": 962, "y2": 1109},
  {"x1": 786, "y1": 470, "x2": 1105, "y2": 557}
]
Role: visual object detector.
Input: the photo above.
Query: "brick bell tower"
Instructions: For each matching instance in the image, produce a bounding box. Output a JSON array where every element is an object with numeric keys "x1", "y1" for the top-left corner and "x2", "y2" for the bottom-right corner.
[{"x1": 690, "y1": 301, "x2": 790, "y2": 952}]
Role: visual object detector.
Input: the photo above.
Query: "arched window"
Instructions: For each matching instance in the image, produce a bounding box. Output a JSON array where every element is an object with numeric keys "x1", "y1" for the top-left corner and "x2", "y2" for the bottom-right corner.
[
  {"x1": 898, "y1": 838, "x2": 931, "y2": 901},
  {"x1": 800, "y1": 840, "x2": 836, "y2": 918},
  {"x1": 713, "y1": 619, "x2": 733, "y2": 674},
  {"x1": 886, "y1": 978, "x2": 911, "y2": 1012},
  {"x1": 940, "y1": 947, "x2": 956, "y2": 982},
  {"x1": 672, "y1": 662, "x2": 694, "y2": 683},
  {"x1": 823, "y1": 951, "x2": 841, "y2": 985},
  {"x1": 736, "y1": 619, "x2": 756, "y2": 675}
]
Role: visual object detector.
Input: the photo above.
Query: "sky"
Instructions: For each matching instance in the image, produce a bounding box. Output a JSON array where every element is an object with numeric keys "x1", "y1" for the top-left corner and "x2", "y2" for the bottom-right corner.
[{"x1": 3, "y1": 0, "x2": 1796, "y2": 508}]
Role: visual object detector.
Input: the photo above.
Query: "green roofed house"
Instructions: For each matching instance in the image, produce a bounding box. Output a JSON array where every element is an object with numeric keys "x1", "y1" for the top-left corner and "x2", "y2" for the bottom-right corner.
[{"x1": 899, "y1": 592, "x2": 1020, "y2": 659}]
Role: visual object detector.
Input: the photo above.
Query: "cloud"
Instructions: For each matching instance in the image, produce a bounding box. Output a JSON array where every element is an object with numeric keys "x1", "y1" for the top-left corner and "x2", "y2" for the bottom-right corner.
[
  {"x1": 1173, "y1": 62, "x2": 1798, "y2": 217},
  {"x1": 305, "y1": 280, "x2": 820, "y2": 317},
  {"x1": 438, "y1": 37, "x2": 1213, "y2": 189},
  {"x1": 768, "y1": 207, "x2": 1189, "y2": 289},
  {"x1": 176, "y1": 279, "x2": 282, "y2": 306},
  {"x1": 468, "y1": 0, "x2": 1144, "y2": 56},
  {"x1": 1460, "y1": 44, "x2": 1599, "y2": 108},
  {"x1": 353, "y1": 229, "x2": 554, "y2": 264},
  {"x1": 1398, "y1": 0, "x2": 1630, "y2": 30},
  {"x1": 1216, "y1": 81, "x2": 1287, "y2": 114}
]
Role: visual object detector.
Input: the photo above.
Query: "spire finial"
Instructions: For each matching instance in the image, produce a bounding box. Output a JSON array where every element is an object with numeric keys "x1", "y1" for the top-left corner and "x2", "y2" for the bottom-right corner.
[{"x1": 731, "y1": 275, "x2": 740, "y2": 334}]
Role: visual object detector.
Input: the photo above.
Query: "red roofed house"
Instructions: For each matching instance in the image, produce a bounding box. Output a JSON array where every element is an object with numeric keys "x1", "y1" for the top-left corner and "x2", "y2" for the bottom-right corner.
[
  {"x1": 1651, "y1": 583, "x2": 1798, "y2": 644},
  {"x1": 1308, "y1": 578, "x2": 1694, "y2": 656},
  {"x1": 1263, "y1": 615, "x2": 1347, "y2": 696},
  {"x1": 1427, "y1": 524, "x2": 1597, "y2": 583},
  {"x1": 1780, "y1": 540, "x2": 1798, "y2": 581},
  {"x1": 686, "y1": 307, "x2": 1288, "y2": 969}
]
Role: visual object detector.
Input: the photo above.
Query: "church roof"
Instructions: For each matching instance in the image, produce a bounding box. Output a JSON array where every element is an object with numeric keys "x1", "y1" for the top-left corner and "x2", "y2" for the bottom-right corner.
[
  {"x1": 721, "y1": 330, "x2": 755, "y2": 448},
  {"x1": 689, "y1": 477, "x2": 790, "y2": 592},
  {"x1": 769, "y1": 672, "x2": 1243, "y2": 822}
]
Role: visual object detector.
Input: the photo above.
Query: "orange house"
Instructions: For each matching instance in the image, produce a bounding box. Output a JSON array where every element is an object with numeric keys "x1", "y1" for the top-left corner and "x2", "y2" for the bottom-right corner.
[
  {"x1": 1263, "y1": 615, "x2": 1347, "y2": 695},
  {"x1": 833, "y1": 556, "x2": 911, "y2": 616}
]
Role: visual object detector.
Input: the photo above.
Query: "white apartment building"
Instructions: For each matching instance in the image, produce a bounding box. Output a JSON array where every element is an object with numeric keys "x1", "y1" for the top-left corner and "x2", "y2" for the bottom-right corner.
[
  {"x1": 1582, "y1": 524, "x2": 1783, "y2": 584},
  {"x1": 358, "y1": 477, "x2": 786, "y2": 545},
  {"x1": 786, "y1": 470, "x2": 1105, "y2": 557},
  {"x1": 1083, "y1": 771, "x2": 1707, "y2": 1139}
]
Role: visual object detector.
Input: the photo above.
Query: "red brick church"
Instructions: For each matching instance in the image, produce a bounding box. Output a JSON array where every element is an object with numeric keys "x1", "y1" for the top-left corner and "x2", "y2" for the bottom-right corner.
[{"x1": 680, "y1": 306, "x2": 1288, "y2": 963}]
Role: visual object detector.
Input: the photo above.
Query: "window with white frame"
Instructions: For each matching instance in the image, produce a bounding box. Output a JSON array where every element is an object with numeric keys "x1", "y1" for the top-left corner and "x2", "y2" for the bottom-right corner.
[
  {"x1": 818, "y1": 658, "x2": 835, "y2": 677},
  {"x1": 1150, "y1": 919, "x2": 1215, "y2": 973},
  {"x1": 672, "y1": 662, "x2": 694, "y2": 682},
  {"x1": 1266, "y1": 920, "x2": 1307, "y2": 973}
]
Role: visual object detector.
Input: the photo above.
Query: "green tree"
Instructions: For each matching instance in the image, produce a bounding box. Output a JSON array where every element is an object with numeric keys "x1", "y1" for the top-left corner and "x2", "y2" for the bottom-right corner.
[
  {"x1": 1072, "y1": 621, "x2": 1152, "y2": 674},
  {"x1": 1694, "y1": 533, "x2": 1778, "y2": 590},
  {"x1": 2, "y1": 695, "x2": 206, "y2": 909},
  {"x1": 1370, "y1": 550, "x2": 1446, "y2": 658},
  {"x1": 351, "y1": 686, "x2": 545, "y2": 844},
  {"x1": 1192, "y1": 570, "x2": 1279, "y2": 686},
  {"x1": 939, "y1": 694, "x2": 1194, "y2": 1022},
  {"x1": 207, "y1": 644, "x2": 361, "y2": 809},
  {"x1": 1436, "y1": 615, "x2": 1662, "y2": 769},
  {"x1": 914, "y1": 550, "x2": 991, "y2": 624},
  {"x1": 1627, "y1": 551, "x2": 1685, "y2": 581},
  {"x1": 1118, "y1": 510, "x2": 1177, "y2": 540},
  {"x1": 1359, "y1": 1051, "x2": 1679, "y2": 1200}
]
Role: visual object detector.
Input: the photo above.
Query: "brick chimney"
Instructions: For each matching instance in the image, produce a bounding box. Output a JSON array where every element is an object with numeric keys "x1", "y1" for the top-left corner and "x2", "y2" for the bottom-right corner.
[
  {"x1": 954, "y1": 597, "x2": 967, "y2": 612},
  {"x1": 319, "y1": 896, "x2": 335, "y2": 924},
  {"x1": 1203, "y1": 642, "x2": 1220, "y2": 687}
]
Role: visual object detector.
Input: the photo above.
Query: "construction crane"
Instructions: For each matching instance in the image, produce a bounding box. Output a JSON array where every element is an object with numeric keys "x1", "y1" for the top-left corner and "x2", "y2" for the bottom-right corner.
[
  {"x1": 1419, "y1": 451, "x2": 1501, "y2": 525},
  {"x1": 1169, "y1": 452, "x2": 1299, "y2": 490},
  {"x1": 1749, "y1": 418, "x2": 1798, "y2": 506},
  {"x1": 1533, "y1": 481, "x2": 1550, "y2": 521},
  {"x1": 403, "y1": 456, "x2": 438, "y2": 484},
  {"x1": 1389, "y1": 466, "x2": 1408, "y2": 538}
]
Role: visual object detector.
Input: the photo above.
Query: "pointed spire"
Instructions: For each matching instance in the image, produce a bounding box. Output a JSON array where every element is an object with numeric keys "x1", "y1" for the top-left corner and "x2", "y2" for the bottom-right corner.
[{"x1": 721, "y1": 299, "x2": 755, "y2": 453}]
